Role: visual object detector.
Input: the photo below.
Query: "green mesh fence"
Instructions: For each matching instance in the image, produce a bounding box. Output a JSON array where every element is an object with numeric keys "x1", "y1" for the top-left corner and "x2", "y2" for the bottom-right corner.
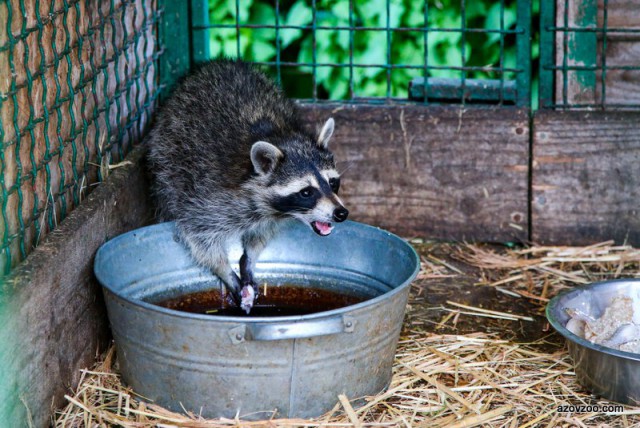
[
  {"x1": 191, "y1": 0, "x2": 532, "y2": 106},
  {"x1": 540, "y1": 0, "x2": 640, "y2": 109},
  {"x1": 0, "y1": 0, "x2": 161, "y2": 275}
]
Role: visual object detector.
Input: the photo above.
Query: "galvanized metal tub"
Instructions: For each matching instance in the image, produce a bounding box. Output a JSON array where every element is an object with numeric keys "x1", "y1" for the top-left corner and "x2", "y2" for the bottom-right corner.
[
  {"x1": 94, "y1": 220, "x2": 420, "y2": 419},
  {"x1": 546, "y1": 279, "x2": 640, "y2": 405}
]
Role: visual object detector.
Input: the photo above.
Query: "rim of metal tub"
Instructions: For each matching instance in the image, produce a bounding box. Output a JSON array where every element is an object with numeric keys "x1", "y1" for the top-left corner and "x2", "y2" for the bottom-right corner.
[{"x1": 95, "y1": 220, "x2": 421, "y2": 324}]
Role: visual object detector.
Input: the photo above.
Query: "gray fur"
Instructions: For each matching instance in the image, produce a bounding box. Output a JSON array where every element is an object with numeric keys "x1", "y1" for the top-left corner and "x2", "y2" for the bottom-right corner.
[{"x1": 146, "y1": 59, "x2": 347, "y2": 305}]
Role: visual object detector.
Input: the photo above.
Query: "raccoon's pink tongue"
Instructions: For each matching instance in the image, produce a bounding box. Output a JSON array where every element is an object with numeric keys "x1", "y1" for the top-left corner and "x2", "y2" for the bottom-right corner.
[{"x1": 313, "y1": 221, "x2": 333, "y2": 236}]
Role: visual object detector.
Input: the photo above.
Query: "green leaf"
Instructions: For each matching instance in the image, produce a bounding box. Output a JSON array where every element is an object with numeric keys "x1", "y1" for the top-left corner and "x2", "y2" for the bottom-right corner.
[
  {"x1": 389, "y1": 2, "x2": 405, "y2": 29},
  {"x1": 357, "y1": 31, "x2": 387, "y2": 65},
  {"x1": 355, "y1": 0, "x2": 382, "y2": 22},
  {"x1": 209, "y1": 35, "x2": 222, "y2": 57},
  {"x1": 210, "y1": 0, "x2": 231, "y2": 22},
  {"x1": 465, "y1": 1, "x2": 487, "y2": 19},
  {"x1": 532, "y1": 41, "x2": 540, "y2": 60},
  {"x1": 327, "y1": 74, "x2": 349, "y2": 99},
  {"x1": 336, "y1": 29, "x2": 350, "y2": 50},
  {"x1": 281, "y1": 1, "x2": 312, "y2": 48},
  {"x1": 391, "y1": 68, "x2": 415, "y2": 97},
  {"x1": 316, "y1": 65, "x2": 332, "y2": 84},
  {"x1": 445, "y1": 44, "x2": 463, "y2": 67},
  {"x1": 223, "y1": 36, "x2": 240, "y2": 58},
  {"x1": 297, "y1": 37, "x2": 313, "y2": 65},
  {"x1": 485, "y1": 2, "x2": 517, "y2": 45},
  {"x1": 280, "y1": 29, "x2": 302, "y2": 49},
  {"x1": 405, "y1": 2, "x2": 425, "y2": 27},
  {"x1": 286, "y1": 0, "x2": 313, "y2": 26},
  {"x1": 396, "y1": 40, "x2": 423, "y2": 66},
  {"x1": 331, "y1": 2, "x2": 350, "y2": 22},
  {"x1": 250, "y1": 2, "x2": 275, "y2": 26},
  {"x1": 210, "y1": 28, "x2": 237, "y2": 58},
  {"x1": 248, "y1": 3, "x2": 276, "y2": 42},
  {"x1": 226, "y1": 0, "x2": 252, "y2": 22},
  {"x1": 361, "y1": 78, "x2": 384, "y2": 97},
  {"x1": 316, "y1": 29, "x2": 339, "y2": 53},
  {"x1": 249, "y1": 39, "x2": 277, "y2": 62}
]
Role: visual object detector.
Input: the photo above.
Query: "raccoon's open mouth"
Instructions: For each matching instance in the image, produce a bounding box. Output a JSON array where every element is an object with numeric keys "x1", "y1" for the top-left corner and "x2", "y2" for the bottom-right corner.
[{"x1": 311, "y1": 221, "x2": 333, "y2": 236}]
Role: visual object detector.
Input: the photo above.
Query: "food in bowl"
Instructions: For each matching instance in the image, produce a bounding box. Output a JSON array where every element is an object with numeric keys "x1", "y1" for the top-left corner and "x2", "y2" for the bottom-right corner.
[{"x1": 565, "y1": 292, "x2": 640, "y2": 353}]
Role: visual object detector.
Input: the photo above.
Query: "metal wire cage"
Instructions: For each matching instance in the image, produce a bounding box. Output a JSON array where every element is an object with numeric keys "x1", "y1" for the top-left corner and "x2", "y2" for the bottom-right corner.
[
  {"x1": 539, "y1": 0, "x2": 640, "y2": 109},
  {"x1": 0, "y1": 0, "x2": 161, "y2": 274},
  {"x1": 191, "y1": 0, "x2": 532, "y2": 106}
]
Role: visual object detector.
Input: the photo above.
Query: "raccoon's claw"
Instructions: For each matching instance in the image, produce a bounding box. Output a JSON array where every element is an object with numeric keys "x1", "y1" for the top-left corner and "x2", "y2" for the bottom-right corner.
[
  {"x1": 240, "y1": 284, "x2": 257, "y2": 314},
  {"x1": 226, "y1": 287, "x2": 242, "y2": 307},
  {"x1": 240, "y1": 279, "x2": 259, "y2": 314}
]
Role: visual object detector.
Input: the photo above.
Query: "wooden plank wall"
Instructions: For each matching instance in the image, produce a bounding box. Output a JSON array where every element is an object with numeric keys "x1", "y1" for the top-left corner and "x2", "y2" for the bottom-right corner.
[
  {"x1": 532, "y1": 110, "x2": 640, "y2": 245},
  {"x1": 301, "y1": 105, "x2": 530, "y2": 243}
]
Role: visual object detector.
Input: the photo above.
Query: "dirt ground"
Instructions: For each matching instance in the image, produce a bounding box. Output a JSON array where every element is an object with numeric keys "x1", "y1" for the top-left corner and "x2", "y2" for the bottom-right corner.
[{"x1": 406, "y1": 242, "x2": 560, "y2": 347}]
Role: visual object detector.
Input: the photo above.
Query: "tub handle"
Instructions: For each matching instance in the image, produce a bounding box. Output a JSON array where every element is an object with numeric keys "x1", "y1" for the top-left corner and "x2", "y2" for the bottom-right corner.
[{"x1": 228, "y1": 315, "x2": 356, "y2": 343}]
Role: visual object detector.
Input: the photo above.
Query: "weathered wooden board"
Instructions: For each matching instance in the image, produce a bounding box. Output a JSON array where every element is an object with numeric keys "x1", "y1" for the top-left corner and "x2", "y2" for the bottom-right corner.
[
  {"x1": 597, "y1": 0, "x2": 640, "y2": 36},
  {"x1": 595, "y1": 40, "x2": 640, "y2": 106},
  {"x1": 300, "y1": 104, "x2": 530, "y2": 242},
  {"x1": 0, "y1": 147, "x2": 152, "y2": 427},
  {"x1": 532, "y1": 110, "x2": 640, "y2": 245}
]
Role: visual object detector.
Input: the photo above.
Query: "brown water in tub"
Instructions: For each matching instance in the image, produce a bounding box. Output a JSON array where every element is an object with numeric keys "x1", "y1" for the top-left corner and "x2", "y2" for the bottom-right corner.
[{"x1": 155, "y1": 284, "x2": 367, "y2": 317}]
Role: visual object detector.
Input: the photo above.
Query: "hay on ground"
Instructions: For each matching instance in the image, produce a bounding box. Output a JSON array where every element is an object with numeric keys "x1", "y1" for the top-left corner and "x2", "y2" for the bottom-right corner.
[
  {"x1": 456, "y1": 241, "x2": 640, "y2": 306},
  {"x1": 56, "y1": 332, "x2": 640, "y2": 427}
]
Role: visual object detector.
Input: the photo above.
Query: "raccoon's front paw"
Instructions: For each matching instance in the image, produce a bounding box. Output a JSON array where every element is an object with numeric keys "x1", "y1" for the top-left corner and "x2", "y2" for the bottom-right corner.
[{"x1": 240, "y1": 282, "x2": 258, "y2": 314}]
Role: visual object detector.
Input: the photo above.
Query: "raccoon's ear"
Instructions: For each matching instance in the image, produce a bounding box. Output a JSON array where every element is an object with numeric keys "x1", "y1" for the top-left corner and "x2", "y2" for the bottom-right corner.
[
  {"x1": 250, "y1": 141, "x2": 283, "y2": 175},
  {"x1": 317, "y1": 117, "x2": 335, "y2": 149}
]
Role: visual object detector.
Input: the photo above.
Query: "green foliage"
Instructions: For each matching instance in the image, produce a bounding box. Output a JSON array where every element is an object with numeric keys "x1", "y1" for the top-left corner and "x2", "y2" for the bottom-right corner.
[{"x1": 207, "y1": 0, "x2": 532, "y2": 100}]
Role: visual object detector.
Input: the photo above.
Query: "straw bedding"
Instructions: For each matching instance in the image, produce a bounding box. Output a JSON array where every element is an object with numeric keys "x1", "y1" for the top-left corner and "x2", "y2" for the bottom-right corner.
[{"x1": 55, "y1": 241, "x2": 640, "y2": 427}]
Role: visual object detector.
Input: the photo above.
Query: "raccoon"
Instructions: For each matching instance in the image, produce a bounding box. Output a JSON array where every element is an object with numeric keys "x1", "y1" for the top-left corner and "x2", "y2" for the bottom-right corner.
[{"x1": 146, "y1": 59, "x2": 349, "y2": 312}]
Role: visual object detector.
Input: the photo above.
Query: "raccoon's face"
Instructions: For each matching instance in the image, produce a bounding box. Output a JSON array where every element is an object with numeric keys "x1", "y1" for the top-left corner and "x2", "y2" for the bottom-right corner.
[
  {"x1": 268, "y1": 167, "x2": 348, "y2": 236},
  {"x1": 249, "y1": 118, "x2": 349, "y2": 236}
]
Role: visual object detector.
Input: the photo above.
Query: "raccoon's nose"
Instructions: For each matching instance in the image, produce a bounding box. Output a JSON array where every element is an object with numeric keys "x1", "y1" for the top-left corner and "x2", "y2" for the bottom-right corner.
[{"x1": 333, "y1": 207, "x2": 349, "y2": 223}]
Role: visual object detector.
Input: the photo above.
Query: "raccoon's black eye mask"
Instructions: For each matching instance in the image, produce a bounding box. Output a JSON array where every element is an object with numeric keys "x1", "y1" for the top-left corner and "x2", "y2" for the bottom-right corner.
[{"x1": 270, "y1": 187, "x2": 321, "y2": 213}]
